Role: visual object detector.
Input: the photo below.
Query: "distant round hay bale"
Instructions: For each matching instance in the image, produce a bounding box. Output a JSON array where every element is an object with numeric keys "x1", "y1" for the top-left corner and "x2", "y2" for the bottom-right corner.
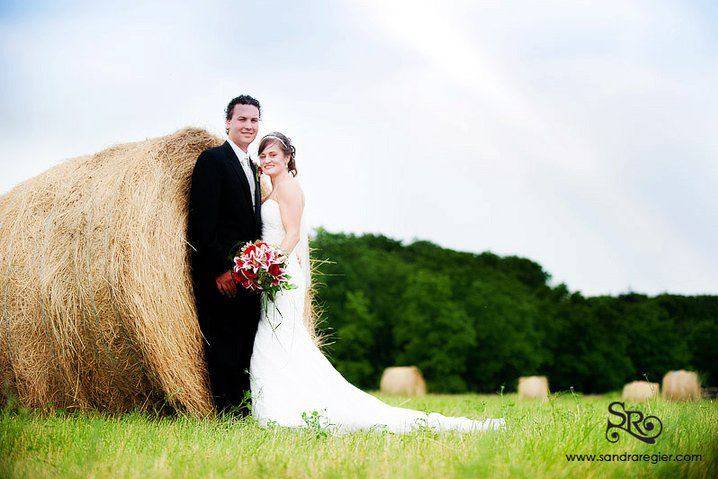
[
  {"x1": 380, "y1": 366, "x2": 427, "y2": 396},
  {"x1": 662, "y1": 370, "x2": 701, "y2": 402},
  {"x1": 518, "y1": 376, "x2": 549, "y2": 400},
  {"x1": 621, "y1": 381, "x2": 659, "y2": 402},
  {"x1": 0, "y1": 128, "x2": 224, "y2": 415}
]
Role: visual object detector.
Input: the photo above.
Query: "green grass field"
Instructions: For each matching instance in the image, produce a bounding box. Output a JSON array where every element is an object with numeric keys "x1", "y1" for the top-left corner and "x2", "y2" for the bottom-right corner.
[{"x1": 1, "y1": 392, "x2": 716, "y2": 478}]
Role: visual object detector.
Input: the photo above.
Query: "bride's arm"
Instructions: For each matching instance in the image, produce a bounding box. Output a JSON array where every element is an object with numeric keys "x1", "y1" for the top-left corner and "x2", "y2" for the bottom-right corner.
[{"x1": 275, "y1": 182, "x2": 304, "y2": 256}]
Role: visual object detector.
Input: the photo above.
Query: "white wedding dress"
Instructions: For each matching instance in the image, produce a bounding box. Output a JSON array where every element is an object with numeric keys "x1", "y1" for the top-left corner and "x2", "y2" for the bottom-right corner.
[{"x1": 249, "y1": 197, "x2": 506, "y2": 434}]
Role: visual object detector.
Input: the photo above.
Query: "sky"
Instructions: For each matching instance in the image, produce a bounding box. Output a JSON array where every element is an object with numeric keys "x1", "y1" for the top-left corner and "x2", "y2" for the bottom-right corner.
[{"x1": 1, "y1": 0, "x2": 716, "y2": 296}]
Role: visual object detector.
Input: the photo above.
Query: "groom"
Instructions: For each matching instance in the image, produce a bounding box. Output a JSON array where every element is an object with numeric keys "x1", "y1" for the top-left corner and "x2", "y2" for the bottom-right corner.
[{"x1": 187, "y1": 95, "x2": 263, "y2": 416}]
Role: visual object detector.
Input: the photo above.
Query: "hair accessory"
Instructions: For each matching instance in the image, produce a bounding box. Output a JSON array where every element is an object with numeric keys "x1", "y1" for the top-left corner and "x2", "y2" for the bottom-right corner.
[{"x1": 262, "y1": 135, "x2": 288, "y2": 149}]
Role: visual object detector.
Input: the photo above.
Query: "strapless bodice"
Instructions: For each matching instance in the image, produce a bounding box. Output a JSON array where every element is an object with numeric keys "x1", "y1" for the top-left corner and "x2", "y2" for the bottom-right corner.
[
  {"x1": 261, "y1": 199, "x2": 285, "y2": 246},
  {"x1": 260, "y1": 199, "x2": 303, "y2": 281}
]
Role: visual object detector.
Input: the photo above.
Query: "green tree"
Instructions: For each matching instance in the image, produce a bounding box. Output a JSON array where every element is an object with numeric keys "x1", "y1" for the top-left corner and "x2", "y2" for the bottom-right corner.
[
  {"x1": 465, "y1": 278, "x2": 547, "y2": 392},
  {"x1": 310, "y1": 229, "x2": 718, "y2": 393},
  {"x1": 616, "y1": 294, "x2": 691, "y2": 383},
  {"x1": 393, "y1": 271, "x2": 475, "y2": 392},
  {"x1": 331, "y1": 291, "x2": 381, "y2": 389}
]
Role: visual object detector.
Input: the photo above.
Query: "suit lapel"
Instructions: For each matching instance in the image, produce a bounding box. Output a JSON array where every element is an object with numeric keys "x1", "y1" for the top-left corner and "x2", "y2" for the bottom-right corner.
[{"x1": 222, "y1": 141, "x2": 255, "y2": 215}]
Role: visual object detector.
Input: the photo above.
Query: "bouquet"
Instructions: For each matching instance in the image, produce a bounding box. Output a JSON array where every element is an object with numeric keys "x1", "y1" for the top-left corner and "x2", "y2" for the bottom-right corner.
[{"x1": 232, "y1": 240, "x2": 296, "y2": 302}]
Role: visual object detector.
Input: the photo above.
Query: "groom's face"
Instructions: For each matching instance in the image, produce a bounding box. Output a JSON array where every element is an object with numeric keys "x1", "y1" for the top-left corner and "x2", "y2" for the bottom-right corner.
[{"x1": 226, "y1": 104, "x2": 260, "y2": 148}]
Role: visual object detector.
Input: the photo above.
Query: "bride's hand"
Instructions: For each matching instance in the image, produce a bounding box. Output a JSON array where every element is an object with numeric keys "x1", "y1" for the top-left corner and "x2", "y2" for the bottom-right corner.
[{"x1": 275, "y1": 249, "x2": 288, "y2": 264}]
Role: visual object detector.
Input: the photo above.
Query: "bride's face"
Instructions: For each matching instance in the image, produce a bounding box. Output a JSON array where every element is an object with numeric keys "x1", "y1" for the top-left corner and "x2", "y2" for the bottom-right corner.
[{"x1": 259, "y1": 143, "x2": 289, "y2": 177}]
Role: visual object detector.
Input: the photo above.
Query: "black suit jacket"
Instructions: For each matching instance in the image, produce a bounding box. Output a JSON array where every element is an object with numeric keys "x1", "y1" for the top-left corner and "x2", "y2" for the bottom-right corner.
[
  {"x1": 186, "y1": 141, "x2": 263, "y2": 411},
  {"x1": 188, "y1": 141, "x2": 262, "y2": 281}
]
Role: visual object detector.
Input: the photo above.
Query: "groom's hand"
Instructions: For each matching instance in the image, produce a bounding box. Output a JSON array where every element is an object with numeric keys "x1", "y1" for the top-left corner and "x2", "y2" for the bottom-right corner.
[{"x1": 215, "y1": 270, "x2": 237, "y2": 298}]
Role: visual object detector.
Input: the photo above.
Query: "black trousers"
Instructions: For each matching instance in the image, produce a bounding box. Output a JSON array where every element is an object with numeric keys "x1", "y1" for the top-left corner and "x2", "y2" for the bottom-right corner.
[{"x1": 193, "y1": 276, "x2": 261, "y2": 414}]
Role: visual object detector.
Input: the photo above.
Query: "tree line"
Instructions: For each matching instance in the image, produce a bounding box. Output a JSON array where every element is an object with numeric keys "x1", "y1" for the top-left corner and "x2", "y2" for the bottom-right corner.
[{"x1": 310, "y1": 229, "x2": 718, "y2": 394}]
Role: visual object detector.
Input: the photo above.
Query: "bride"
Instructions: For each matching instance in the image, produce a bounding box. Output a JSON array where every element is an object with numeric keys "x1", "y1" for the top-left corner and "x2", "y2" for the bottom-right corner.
[{"x1": 249, "y1": 132, "x2": 506, "y2": 434}]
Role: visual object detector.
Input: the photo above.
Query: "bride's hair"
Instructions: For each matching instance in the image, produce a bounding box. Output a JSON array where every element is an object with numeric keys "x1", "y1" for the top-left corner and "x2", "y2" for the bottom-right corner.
[{"x1": 258, "y1": 132, "x2": 297, "y2": 177}]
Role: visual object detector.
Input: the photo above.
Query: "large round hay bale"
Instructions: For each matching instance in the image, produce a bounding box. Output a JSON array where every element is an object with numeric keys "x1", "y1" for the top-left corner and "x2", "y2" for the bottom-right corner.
[
  {"x1": 518, "y1": 376, "x2": 549, "y2": 400},
  {"x1": 0, "y1": 128, "x2": 225, "y2": 416},
  {"x1": 622, "y1": 381, "x2": 659, "y2": 402},
  {"x1": 662, "y1": 370, "x2": 701, "y2": 402},
  {"x1": 379, "y1": 366, "x2": 427, "y2": 396}
]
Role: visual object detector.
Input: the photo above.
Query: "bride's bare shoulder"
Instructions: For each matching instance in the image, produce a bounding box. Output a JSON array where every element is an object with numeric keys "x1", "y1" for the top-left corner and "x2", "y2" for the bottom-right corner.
[{"x1": 275, "y1": 177, "x2": 304, "y2": 207}]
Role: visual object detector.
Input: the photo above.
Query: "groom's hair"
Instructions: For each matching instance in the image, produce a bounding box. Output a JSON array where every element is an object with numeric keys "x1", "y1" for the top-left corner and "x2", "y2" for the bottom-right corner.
[{"x1": 225, "y1": 95, "x2": 261, "y2": 120}]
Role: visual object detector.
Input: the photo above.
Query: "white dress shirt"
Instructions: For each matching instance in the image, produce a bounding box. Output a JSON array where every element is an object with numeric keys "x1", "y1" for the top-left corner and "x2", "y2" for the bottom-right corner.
[{"x1": 227, "y1": 136, "x2": 256, "y2": 207}]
